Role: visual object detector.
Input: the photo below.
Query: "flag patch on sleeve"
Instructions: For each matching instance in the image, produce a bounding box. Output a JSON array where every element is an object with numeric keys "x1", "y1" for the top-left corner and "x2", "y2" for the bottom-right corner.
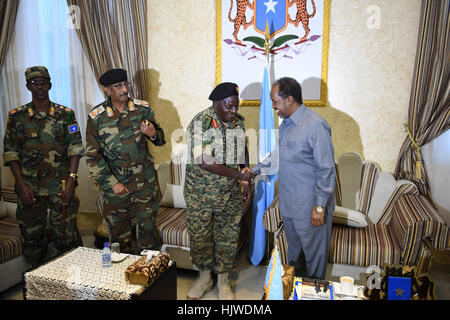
[{"x1": 68, "y1": 124, "x2": 80, "y2": 134}]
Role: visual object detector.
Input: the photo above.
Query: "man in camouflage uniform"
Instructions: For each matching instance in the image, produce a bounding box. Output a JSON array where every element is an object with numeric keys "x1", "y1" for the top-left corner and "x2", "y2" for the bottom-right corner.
[
  {"x1": 85, "y1": 68, "x2": 165, "y2": 254},
  {"x1": 3, "y1": 66, "x2": 84, "y2": 268},
  {"x1": 185, "y1": 82, "x2": 251, "y2": 300}
]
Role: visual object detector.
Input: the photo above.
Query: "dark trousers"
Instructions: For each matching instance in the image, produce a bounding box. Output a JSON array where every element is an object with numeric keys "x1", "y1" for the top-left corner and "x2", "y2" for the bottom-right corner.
[
  {"x1": 17, "y1": 195, "x2": 79, "y2": 267},
  {"x1": 103, "y1": 187, "x2": 160, "y2": 254}
]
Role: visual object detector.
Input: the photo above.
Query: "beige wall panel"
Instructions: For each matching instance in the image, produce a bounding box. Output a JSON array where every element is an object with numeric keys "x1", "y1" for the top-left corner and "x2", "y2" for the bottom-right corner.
[{"x1": 147, "y1": 1, "x2": 216, "y2": 163}]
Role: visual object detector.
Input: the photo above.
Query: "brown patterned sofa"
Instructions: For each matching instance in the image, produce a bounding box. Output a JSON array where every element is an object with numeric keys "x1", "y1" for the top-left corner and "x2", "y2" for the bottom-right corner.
[
  {"x1": 0, "y1": 187, "x2": 28, "y2": 292},
  {"x1": 263, "y1": 152, "x2": 449, "y2": 278},
  {"x1": 0, "y1": 187, "x2": 84, "y2": 292}
]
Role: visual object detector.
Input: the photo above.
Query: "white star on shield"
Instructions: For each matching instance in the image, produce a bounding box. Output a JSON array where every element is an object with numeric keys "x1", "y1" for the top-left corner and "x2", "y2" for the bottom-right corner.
[{"x1": 264, "y1": 0, "x2": 278, "y2": 14}]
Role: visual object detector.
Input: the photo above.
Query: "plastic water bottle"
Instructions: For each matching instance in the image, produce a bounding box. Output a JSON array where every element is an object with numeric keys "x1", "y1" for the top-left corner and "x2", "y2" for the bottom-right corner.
[{"x1": 102, "y1": 242, "x2": 112, "y2": 268}]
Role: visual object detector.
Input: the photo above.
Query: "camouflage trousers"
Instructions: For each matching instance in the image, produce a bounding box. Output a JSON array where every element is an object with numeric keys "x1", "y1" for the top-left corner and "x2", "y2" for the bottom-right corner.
[
  {"x1": 103, "y1": 187, "x2": 160, "y2": 254},
  {"x1": 186, "y1": 187, "x2": 243, "y2": 274},
  {"x1": 17, "y1": 194, "x2": 80, "y2": 267}
]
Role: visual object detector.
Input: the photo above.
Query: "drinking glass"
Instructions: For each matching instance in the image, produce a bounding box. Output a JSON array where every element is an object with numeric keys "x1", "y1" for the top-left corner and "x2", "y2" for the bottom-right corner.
[{"x1": 111, "y1": 242, "x2": 120, "y2": 257}]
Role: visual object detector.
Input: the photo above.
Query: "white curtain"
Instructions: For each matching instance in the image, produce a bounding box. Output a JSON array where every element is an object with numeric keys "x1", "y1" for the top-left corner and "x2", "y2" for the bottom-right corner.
[
  {"x1": 422, "y1": 129, "x2": 450, "y2": 227},
  {"x1": 0, "y1": 0, "x2": 104, "y2": 212}
]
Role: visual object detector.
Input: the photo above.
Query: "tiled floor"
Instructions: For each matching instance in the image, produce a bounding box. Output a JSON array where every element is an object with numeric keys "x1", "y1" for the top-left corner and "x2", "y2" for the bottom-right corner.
[{"x1": 176, "y1": 247, "x2": 268, "y2": 300}]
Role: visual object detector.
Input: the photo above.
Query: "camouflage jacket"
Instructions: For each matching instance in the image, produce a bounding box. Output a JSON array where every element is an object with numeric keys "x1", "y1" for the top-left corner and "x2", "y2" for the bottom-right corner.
[
  {"x1": 85, "y1": 98, "x2": 165, "y2": 193},
  {"x1": 3, "y1": 102, "x2": 84, "y2": 195},
  {"x1": 184, "y1": 106, "x2": 246, "y2": 194}
]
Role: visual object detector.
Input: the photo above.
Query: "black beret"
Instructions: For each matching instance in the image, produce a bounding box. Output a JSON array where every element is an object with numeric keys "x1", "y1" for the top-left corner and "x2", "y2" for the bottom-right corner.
[
  {"x1": 209, "y1": 82, "x2": 239, "y2": 101},
  {"x1": 99, "y1": 68, "x2": 127, "y2": 86}
]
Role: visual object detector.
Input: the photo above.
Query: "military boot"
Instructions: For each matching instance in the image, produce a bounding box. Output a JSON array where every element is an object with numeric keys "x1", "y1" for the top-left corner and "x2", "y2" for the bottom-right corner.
[
  {"x1": 218, "y1": 273, "x2": 234, "y2": 300},
  {"x1": 186, "y1": 269, "x2": 213, "y2": 300}
]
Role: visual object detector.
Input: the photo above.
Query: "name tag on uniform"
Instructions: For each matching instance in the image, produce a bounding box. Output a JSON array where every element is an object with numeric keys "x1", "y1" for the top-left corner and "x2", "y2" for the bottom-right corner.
[{"x1": 68, "y1": 124, "x2": 80, "y2": 134}]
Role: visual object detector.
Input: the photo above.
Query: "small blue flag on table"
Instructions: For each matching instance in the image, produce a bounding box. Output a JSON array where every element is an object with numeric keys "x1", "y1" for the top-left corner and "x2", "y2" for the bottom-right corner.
[
  {"x1": 388, "y1": 276, "x2": 411, "y2": 300},
  {"x1": 264, "y1": 244, "x2": 283, "y2": 300}
]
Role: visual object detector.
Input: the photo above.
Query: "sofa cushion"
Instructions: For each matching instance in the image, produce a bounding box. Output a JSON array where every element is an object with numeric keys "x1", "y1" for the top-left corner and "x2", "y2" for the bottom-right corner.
[
  {"x1": 336, "y1": 152, "x2": 363, "y2": 210},
  {"x1": 356, "y1": 161, "x2": 380, "y2": 215},
  {"x1": 366, "y1": 172, "x2": 398, "y2": 224},
  {"x1": 1, "y1": 187, "x2": 18, "y2": 203},
  {"x1": 0, "y1": 201, "x2": 7, "y2": 219},
  {"x1": 332, "y1": 206, "x2": 368, "y2": 228},
  {"x1": 156, "y1": 207, "x2": 189, "y2": 248},
  {"x1": 1, "y1": 188, "x2": 18, "y2": 220},
  {"x1": 262, "y1": 196, "x2": 288, "y2": 265},
  {"x1": 160, "y1": 184, "x2": 186, "y2": 208},
  {"x1": 170, "y1": 148, "x2": 188, "y2": 186},
  {"x1": 156, "y1": 162, "x2": 171, "y2": 196},
  {"x1": 4, "y1": 201, "x2": 17, "y2": 220},
  {"x1": 0, "y1": 217, "x2": 23, "y2": 263},
  {"x1": 263, "y1": 195, "x2": 280, "y2": 233},
  {"x1": 329, "y1": 224, "x2": 401, "y2": 267}
]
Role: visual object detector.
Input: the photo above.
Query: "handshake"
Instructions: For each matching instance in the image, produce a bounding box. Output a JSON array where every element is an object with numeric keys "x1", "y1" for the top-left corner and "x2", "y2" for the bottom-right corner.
[
  {"x1": 236, "y1": 167, "x2": 256, "y2": 205},
  {"x1": 237, "y1": 167, "x2": 255, "y2": 185}
]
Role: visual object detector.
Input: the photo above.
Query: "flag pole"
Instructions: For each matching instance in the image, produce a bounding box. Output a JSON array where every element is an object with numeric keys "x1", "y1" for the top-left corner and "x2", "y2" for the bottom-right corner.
[
  {"x1": 262, "y1": 20, "x2": 271, "y2": 267},
  {"x1": 264, "y1": 20, "x2": 270, "y2": 74}
]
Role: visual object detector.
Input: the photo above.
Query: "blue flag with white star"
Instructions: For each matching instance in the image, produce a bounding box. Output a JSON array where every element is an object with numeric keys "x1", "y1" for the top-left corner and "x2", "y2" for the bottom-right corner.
[{"x1": 248, "y1": 65, "x2": 278, "y2": 266}]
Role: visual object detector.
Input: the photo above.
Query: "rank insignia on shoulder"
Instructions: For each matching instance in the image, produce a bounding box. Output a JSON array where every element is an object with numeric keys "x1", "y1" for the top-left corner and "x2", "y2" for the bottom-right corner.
[
  {"x1": 212, "y1": 119, "x2": 219, "y2": 129},
  {"x1": 68, "y1": 124, "x2": 80, "y2": 134},
  {"x1": 28, "y1": 108, "x2": 35, "y2": 118},
  {"x1": 203, "y1": 116, "x2": 212, "y2": 129},
  {"x1": 106, "y1": 106, "x2": 114, "y2": 117},
  {"x1": 128, "y1": 100, "x2": 136, "y2": 111},
  {"x1": 49, "y1": 106, "x2": 55, "y2": 117},
  {"x1": 134, "y1": 99, "x2": 149, "y2": 107},
  {"x1": 89, "y1": 106, "x2": 105, "y2": 119}
]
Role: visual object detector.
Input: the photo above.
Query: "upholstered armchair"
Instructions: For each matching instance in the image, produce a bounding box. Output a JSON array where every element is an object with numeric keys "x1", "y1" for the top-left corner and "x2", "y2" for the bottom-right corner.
[{"x1": 263, "y1": 152, "x2": 449, "y2": 275}]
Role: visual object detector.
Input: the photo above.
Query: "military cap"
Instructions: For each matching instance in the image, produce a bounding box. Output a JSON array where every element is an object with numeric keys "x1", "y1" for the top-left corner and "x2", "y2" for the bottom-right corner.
[
  {"x1": 209, "y1": 82, "x2": 239, "y2": 101},
  {"x1": 99, "y1": 68, "x2": 127, "y2": 86},
  {"x1": 25, "y1": 66, "x2": 51, "y2": 81}
]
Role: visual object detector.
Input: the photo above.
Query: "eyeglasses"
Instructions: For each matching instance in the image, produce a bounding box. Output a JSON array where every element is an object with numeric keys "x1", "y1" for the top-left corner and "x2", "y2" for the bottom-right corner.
[
  {"x1": 28, "y1": 79, "x2": 50, "y2": 86},
  {"x1": 106, "y1": 82, "x2": 131, "y2": 90}
]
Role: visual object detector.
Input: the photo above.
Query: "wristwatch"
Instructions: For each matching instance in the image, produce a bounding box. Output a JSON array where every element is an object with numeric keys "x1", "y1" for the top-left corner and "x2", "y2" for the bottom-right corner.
[
  {"x1": 69, "y1": 172, "x2": 78, "y2": 180},
  {"x1": 316, "y1": 206, "x2": 324, "y2": 213}
]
